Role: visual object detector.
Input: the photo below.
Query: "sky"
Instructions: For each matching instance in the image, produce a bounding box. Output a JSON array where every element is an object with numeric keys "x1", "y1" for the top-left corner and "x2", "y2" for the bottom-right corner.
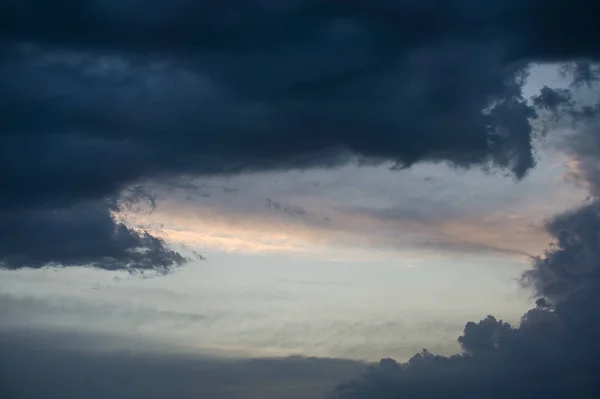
[{"x1": 1, "y1": 1, "x2": 600, "y2": 399}]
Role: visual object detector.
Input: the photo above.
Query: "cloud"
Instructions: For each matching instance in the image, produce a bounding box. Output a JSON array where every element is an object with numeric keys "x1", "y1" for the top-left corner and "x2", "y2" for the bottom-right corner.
[
  {"x1": 266, "y1": 198, "x2": 308, "y2": 216},
  {"x1": 335, "y1": 260, "x2": 599, "y2": 398},
  {"x1": 525, "y1": 66, "x2": 600, "y2": 302},
  {"x1": 124, "y1": 172, "x2": 563, "y2": 262},
  {"x1": 2, "y1": 1, "x2": 599, "y2": 60},
  {"x1": 334, "y1": 203, "x2": 550, "y2": 258},
  {"x1": 1, "y1": 1, "x2": 599, "y2": 270},
  {"x1": 0, "y1": 1, "x2": 578, "y2": 271},
  {"x1": 0, "y1": 328, "x2": 366, "y2": 399},
  {"x1": 0, "y1": 200, "x2": 186, "y2": 272},
  {"x1": 332, "y1": 65, "x2": 600, "y2": 399}
]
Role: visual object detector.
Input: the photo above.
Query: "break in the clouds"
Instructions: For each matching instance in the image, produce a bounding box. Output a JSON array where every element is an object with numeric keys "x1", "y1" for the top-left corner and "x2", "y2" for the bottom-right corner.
[
  {"x1": 129, "y1": 158, "x2": 574, "y2": 261},
  {"x1": 1, "y1": 0, "x2": 599, "y2": 270},
  {"x1": 333, "y1": 66, "x2": 600, "y2": 399}
]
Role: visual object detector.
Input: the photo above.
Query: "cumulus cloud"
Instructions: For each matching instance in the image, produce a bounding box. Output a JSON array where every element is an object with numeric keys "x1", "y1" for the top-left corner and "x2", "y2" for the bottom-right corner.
[
  {"x1": 335, "y1": 213, "x2": 600, "y2": 397},
  {"x1": 333, "y1": 65, "x2": 600, "y2": 399},
  {"x1": 1, "y1": 0, "x2": 599, "y2": 270}
]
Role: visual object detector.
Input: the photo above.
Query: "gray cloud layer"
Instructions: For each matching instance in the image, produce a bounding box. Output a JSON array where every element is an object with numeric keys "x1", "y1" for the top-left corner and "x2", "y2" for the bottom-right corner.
[
  {"x1": 0, "y1": 328, "x2": 365, "y2": 399},
  {"x1": 1, "y1": 1, "x2": 598, "y2": 270}
]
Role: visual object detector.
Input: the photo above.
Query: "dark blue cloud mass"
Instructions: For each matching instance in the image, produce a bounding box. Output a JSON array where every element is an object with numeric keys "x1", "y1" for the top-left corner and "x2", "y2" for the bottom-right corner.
[
  {"x1": 1, "y1": 3, "x2": 600, "y2": 396},
  {"x1": 334, "y1": 67, "x2": 600, "y2": 399},
  {"x1": 0, "y1": 0, "x2": 598, "y2": 270}
]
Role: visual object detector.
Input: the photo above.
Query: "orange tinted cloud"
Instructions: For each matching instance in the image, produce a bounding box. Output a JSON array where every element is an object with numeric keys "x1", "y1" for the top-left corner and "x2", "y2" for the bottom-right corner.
[{"x1": 119, "y1": 196, "x2": 552, "y2": 264}]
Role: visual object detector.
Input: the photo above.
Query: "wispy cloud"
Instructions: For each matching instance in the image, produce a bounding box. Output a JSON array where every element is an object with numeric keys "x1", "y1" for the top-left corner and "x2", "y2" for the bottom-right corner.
[{"x1": 120, "y1": 160, "x2": 583, "y2": 262}]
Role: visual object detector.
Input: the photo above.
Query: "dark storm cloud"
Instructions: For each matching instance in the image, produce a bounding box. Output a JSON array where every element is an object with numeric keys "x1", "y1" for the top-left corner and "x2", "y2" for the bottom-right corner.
[
  {"x1": 0, "y1": 200, "x2": 186, "y2": 272},
  {"x1": 2, "y1": 1, "x2": 599, "y2": 61},
  {"x1": 526, "y1": 65, "x2": 600, "y2": 306},
  {"x1": 333, "y1": 68, "x2": 600, "y2": 399},
  {"x1": 0, "y1": 328, "x2": 365, "y2": 399},
  {"x1": 562, "y1": 62, "x2": 600, "y2": 88},
  {"x1": 533, "y1": 65, "x2": 600, "y2": 194},
  {"x1": 1, "y1": 0, "x2": 599, "y2": 270}
]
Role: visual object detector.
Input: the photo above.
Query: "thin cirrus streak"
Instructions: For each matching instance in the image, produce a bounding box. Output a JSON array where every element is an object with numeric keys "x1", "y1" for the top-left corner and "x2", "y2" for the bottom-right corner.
[{"x1": 119, "y1": 188, "x2": 559, "y2": 263}]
